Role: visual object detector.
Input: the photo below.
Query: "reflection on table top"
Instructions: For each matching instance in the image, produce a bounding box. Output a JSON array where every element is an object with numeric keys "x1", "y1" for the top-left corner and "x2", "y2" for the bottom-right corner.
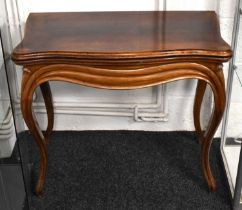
[{"x1": 12, "y1": 11, "x2": 232, "y2": 63}]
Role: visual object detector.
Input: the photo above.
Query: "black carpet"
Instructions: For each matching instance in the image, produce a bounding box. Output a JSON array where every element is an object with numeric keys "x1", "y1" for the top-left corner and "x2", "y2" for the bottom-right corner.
[{"x1": 19, "y1": 131, "x2": 232, "y2": 210}]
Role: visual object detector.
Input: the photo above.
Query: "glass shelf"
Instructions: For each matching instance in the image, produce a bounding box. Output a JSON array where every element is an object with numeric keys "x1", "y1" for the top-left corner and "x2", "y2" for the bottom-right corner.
[
  {"x1": 0, "y1": 59, "x2": 11, "y2": 131},
  {"x1": 222, "y1": 65, "x2": 242, "y2": 198},
  {"x1": 0, "y1": 1, "x2": 28, "y2": 209},
  {"x1": 221, "y1": 2, "x2": 242, "y2": 208}
]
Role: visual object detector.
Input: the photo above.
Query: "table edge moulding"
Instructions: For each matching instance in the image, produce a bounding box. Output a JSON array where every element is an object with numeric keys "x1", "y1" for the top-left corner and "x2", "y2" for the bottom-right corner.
[{"x1": 11, "y1": 11, "x2": 232, "y2": 196}]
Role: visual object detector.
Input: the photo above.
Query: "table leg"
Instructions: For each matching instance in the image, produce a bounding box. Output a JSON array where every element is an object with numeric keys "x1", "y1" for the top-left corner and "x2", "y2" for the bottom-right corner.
[
  {"x1": 19, "y1": 63, "x2": 226, "y2": 194},
  {"x1": 201, "y1": 77, "x2": 226, "y2": 191},
  {"x1": 40, "y1": 82, "x2": 54, "y2": 144},
  {"x1": 194, "y1": 80, "x2": 207, "y2": 144},
  {"x1": 21, "y1": 72, "x2": 48, "y2": 196}
]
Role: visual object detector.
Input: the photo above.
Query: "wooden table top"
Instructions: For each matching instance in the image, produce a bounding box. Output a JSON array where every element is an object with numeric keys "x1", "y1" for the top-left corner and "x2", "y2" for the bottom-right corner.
[{"x1": 12, "y1": 11, "x2": 232, "y2": 64}]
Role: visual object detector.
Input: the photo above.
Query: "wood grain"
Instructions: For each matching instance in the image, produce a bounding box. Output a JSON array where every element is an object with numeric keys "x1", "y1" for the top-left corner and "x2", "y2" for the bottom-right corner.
[{"x1": 12, "y1": 11, "x2": 231, "y2": 65}]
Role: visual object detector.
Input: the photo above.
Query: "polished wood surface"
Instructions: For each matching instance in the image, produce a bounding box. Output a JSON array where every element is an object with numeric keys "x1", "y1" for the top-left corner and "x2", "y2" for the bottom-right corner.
[
  {"x1": 12, "y1": 11, "x2": 231, "y2": 64},
  {"x1": 12, "y1": 11, "x2": 232, "y2": 196}
]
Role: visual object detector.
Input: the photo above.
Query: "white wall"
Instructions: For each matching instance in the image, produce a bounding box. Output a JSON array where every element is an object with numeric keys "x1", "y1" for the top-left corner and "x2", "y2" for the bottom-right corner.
[{"x1": 6, "y1": 0, "x2": 236, "y2": 136}]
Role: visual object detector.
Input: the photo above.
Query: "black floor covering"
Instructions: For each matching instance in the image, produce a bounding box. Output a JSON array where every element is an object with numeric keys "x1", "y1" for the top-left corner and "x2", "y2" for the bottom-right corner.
[{"x1": 20, "y1": 131, "x2": 232, "y2": 210}]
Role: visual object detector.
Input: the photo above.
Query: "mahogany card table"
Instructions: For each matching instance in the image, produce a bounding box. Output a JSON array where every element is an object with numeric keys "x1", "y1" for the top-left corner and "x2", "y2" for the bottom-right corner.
[{"x1": 12, "y1": 11, "x2": 232, "y2": 196}]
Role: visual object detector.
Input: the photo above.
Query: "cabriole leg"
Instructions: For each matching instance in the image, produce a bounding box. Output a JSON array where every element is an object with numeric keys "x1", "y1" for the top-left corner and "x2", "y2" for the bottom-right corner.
[
  {"x1": 201, "y1": 76, "x2": 226, "y2": 191},
  {"x1": 21, "y1": 72, "x2": 48, "y2": 196},
  {"x1": 40, "y1": 82, "x2": 54, "y2": 143},
  {"x1": 193, "y1": 80, "x2": 207, "y2": 144}
]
